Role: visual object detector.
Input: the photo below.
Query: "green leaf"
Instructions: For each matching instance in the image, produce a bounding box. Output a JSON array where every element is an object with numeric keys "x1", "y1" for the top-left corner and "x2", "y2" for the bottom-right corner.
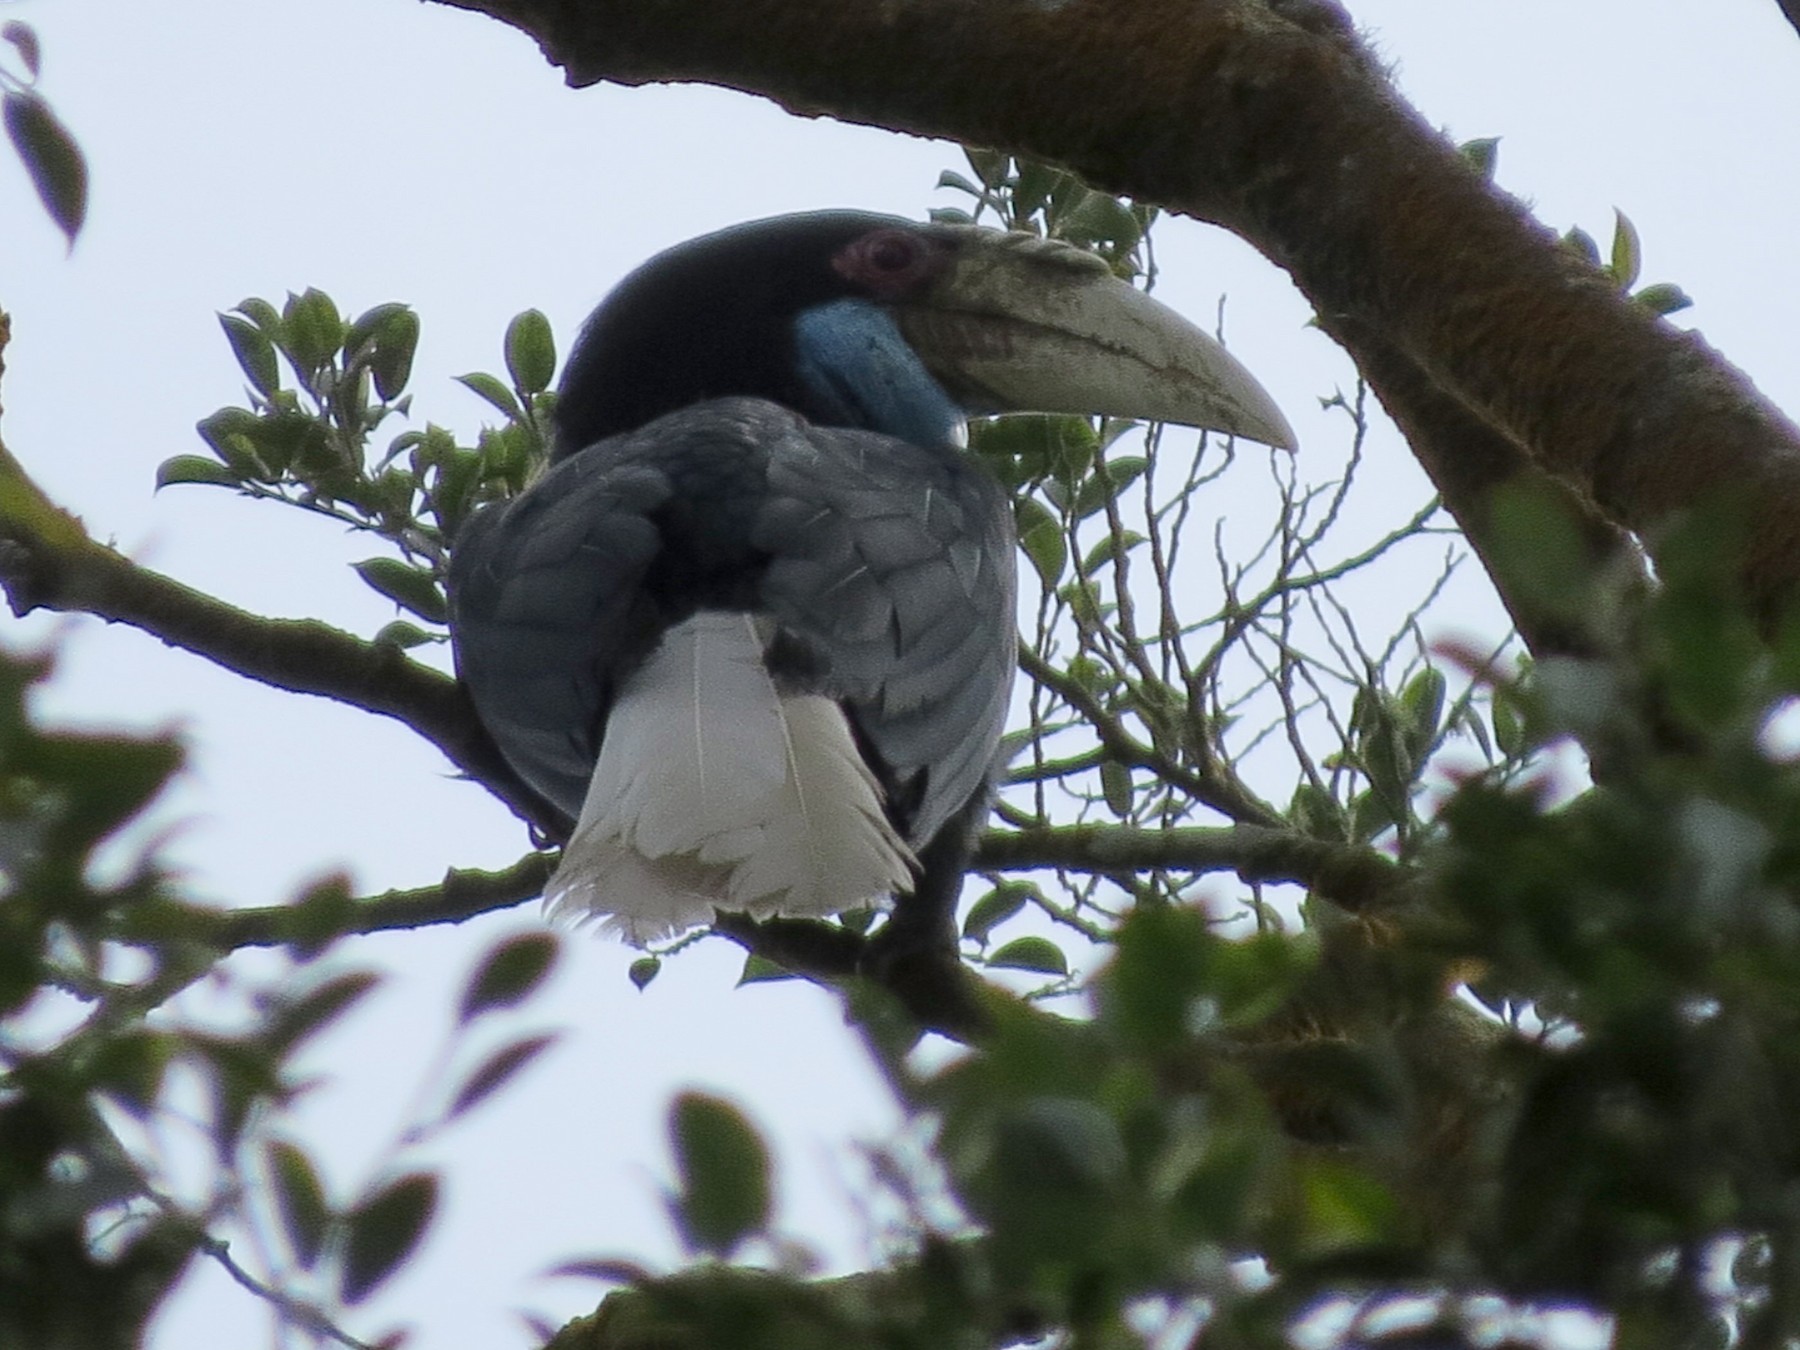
[
  {"x1": 348, "y1": 303, "x2": 420, "y2": 402},
  {"x1": 1609, "y1": 209, "x2": 1641, "y2": 289},
  {"x1": 737, "y1": 954, "x2": 795, "y2": 986},
  {"x1": 456, "y1": 371, "x2": 523, "y2": 422},
  {"x1": 963, "y1": 881, "x2": 1032, "y2": 945},
  {"x1": 1014, "y1": 496, "x2": 1066, "y2": 588},
  {"x1": 372, "y1": 620, "x2": 436, "y2": 650},
  {"x1": 4, "y1": 89, "x2": 86, "y2": 244},
  {"x1": 155, "y1": 455, "x2": 241, "y2": 490},
  {"x1": 504, "y1": 309, "x2": 556, "y2": 396},
  {"x1": 628, "y1": 957, "x2": 662, "y2": 990},
  {"x1": 1289, "y1": 782, "x2": 1345, "y2": 838},
  {"x1": 936, "y1": 169, "x2": 981, "y2": 197},
  {"x1": 1459, "y1": 136, "x2": 1500, "y2": 180},
  {"x1": 282, "y1": 288, "x2": 343, "y2": 374},
  {"x1": 1073, "y1": 456, "x2": 1148, "y2": 518},
  {"x1": 1350, "y1": 787, "x2": 1399, "y2": 842},
  {"x1": 1492, "y1": 693, "x2": 1525, "y2": 757},
  {"x1": 341, "y1": 1172, "x2": 439, "y2": 1303},
  {"x1": 1104, "y1": 909, "x2": 1311, "y2": 1048},
  {"x1": 964, "y1": 146, "x2": 1010, "y2": 188},
  {"x1": 458, "y1": 932, "x2": 559, "y2": 1022},
  {"x1": 88, "y1": 1030, "x2": 175, "y2": 1116},
  {"x1": 218, "y1": 314, "x2": 281, "y2": 398},
  {"x1": 234, "y1": 296, "x2": 283, "y2": 337},
  {"x1": 447, "y1": 1033, "x2": 559, "y2": 1119},
  {"x1": 1633, "y1": 281, "x2": 1693, "y2": 317},
  {"x1": 988, "y1": 936, "x2": 1069, "y2": 976},
  {"x1": 266, "y1": 1140, "x2": 333, "y2": 1268},
  {"x1": 1057, "y1": 193, "x2": 1143, "y2": 253},
  {"x1": 1013, "y1": 159, "x2": 1061, "y2": 222},
  {"x1": 1099, "y1": 759, "x2": 1134, "y2": 816},
  {"x1": 1562, "y1": 225, "x2": 1600, "y2": 267},
  {"x1": 1398, "y1": 666, "x2": 1447, "y2": 761},
  {"x1": 352, "y1": 557, "x2": 448, "y2": 625},
  {"x1": 1081, "y1": 529, "x2": 1146, "y2": 574},
  {"x1": 1289, "y1": 1157, "x2": 1401, "y2": 1259},
  {"x1": 670, "y1": 1093, "x2": 771, "y2": 1256}
]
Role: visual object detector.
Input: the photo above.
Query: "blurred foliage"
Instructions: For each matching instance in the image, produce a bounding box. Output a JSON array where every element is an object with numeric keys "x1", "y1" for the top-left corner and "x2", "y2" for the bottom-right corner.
[
  {"x1": 10, "y1": 144, "x2": 1792, "y2": 1350},
  {"x1": 2, "y1": 21, "x2": 87, "y2": 246},
  {"x1": 0, "y1": 641, "x2": 563, "y2": 1345}
]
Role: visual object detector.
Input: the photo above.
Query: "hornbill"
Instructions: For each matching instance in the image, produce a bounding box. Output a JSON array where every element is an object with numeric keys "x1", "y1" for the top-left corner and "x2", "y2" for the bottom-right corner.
[{"x1": 447, "y1": 212, "x2": 1293, "y2": 953}]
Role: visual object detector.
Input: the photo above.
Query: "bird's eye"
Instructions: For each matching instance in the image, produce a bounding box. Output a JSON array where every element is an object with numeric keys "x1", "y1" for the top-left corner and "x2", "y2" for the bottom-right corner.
[
  {"x1": 833, "y1": 228, "x2": 943, "y2": 298},
  {"x1": 866, "y1": 233, "x2": 920, "y2": 273}
]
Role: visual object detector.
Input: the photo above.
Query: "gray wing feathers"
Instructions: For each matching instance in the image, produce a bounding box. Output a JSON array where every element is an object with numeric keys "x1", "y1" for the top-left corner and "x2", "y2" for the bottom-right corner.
[
  {"x1": 450, "y1": 398, "x2": 1016, "y2": 849},
  {"x1": 757, "y1": 423, "x2": 1015, "y2": 846},
  {"x1": 450, "y1": 460, "x2": 672, "y2": 811}
]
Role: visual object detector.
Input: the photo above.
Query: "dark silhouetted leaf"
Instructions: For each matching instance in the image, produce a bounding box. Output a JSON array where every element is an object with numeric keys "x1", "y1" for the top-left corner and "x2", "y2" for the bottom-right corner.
[
  {"x1": 267, "y1": 970, "x2": 380, "y2": 1053},
  {"x1": 3, "y1": 21, "x2": 41, "y2": 78},
  {"x1": 89, "y1": 1031, "x2": 175, "y2": 1117},
  {"x1": 447, "y1": 1034, "x2": 558, "y2": 1119},
  {"x1": 628, "y1": 958, "x2": 661, "y2": 990},
  {"x1": 266, "y1": 1139, "x2": 333, "y2": 1267},
  {"x1": 670, "y1": 1092, "x2": 771, "y2": 1256},
  {"x1": 988, "y1": 936, "x2": 1068, "y2": 976},
  {"x1": 5, "y1": 90, "x2": 86, "y2": 243},
  {"x1": 737, "y1": 954, "x2": 795, "y2": 986},
  {"x1": 963, "y1": 881, "x2": 1032, "y2": 944},
  {"x1": 340, "y1": 1172, "x2": 438, "y2": 1303},
  {"x1": 543, "y1": 1257, "x2": 651, "y2": 1284},
  {"x1": 458, "y1": 932, "x2": 558, "y2": 1022}
]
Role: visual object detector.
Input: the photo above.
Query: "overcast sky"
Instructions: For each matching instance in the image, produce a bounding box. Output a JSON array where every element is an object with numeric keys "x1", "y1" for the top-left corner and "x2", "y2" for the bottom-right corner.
[{"x1": 4, "y1": 2, "x2": 1799, "y2": 1346}]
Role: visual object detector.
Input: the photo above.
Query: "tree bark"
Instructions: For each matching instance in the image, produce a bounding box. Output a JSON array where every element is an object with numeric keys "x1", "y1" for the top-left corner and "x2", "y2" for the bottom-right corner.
[{"x1": 434, "y1": 0, "x2": 1800, "y2": 621}]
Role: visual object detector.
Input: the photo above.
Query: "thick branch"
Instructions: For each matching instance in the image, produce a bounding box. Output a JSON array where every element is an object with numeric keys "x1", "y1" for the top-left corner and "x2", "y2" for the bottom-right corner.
[
  {"x1": 436, "y1": 0, "x2": 1800, "y2": 615},
  {"x1": 1325, "y1": 314, "x2": 1650, "y2": 662}
]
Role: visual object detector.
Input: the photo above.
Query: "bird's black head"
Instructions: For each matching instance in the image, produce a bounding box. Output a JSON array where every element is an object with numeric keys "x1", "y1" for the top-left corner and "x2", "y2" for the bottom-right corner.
[
  {"x1": 552, "y1": 211, "x2": 963, "y2": 462},
  {"x1": 550, "y1": 211, "x2": 1298, "y2": 465}
]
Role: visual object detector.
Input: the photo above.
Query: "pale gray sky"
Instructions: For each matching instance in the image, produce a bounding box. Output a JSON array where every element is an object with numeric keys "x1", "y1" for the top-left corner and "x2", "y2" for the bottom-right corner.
[{"x1": 3, "y1": 2, "x2": 1798, "y2": 1345}]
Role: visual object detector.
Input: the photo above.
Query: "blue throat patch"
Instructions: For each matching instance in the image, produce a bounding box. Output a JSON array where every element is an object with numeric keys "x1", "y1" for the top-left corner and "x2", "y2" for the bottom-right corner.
[{"x1": 792, "y1": 299, "x2": 966, "y2": 450}]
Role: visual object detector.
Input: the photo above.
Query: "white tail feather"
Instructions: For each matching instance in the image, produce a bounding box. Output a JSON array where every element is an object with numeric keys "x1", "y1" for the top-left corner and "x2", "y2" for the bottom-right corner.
[{"x1": 545, "y1": 611, "x2": 915, "y2": 944}]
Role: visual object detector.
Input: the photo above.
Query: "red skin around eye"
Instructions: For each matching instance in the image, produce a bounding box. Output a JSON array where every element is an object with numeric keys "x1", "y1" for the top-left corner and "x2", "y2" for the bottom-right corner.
[{"x1": 831, "y1": 229, "x2": 951, "y2": 300}]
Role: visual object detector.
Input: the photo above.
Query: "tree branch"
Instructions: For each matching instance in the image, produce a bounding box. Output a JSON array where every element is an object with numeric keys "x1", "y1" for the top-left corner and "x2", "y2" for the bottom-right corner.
[
  {"x1": 0, "y1": 404, "x2": 564, "y2": 836},
  {"x1": 435, "y1": 0, "x2": 1800, "y2": 616},
  {"x1": 1324, "y1": 314, "x2": 1650, "y2": 662},
  {"x1": 122, "y1": 854, "x2": 555, "y2": 951},
  {"x1": 975, "y1": 821, "x2": 1410, "y2": 913}
]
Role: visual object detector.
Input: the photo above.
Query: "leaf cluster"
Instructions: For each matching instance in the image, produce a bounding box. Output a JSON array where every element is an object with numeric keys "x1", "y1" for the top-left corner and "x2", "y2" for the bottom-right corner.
[{"x1": 165, "y1": 295, "x2": 559, "y2": 649}]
